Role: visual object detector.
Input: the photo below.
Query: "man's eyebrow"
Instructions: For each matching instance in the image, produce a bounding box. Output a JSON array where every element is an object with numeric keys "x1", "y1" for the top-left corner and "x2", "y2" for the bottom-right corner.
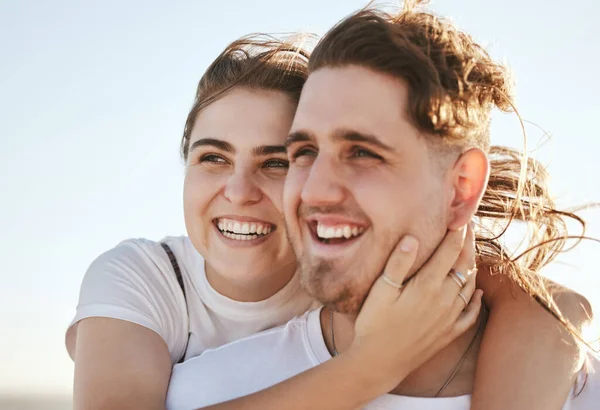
[
  {"x1": 189, "y1": 138, "x2": 235, "y2": 154},
  {"x1": 285, "y1": 131, "x2": 313, "y2": 148},
  {"x1": 333, "y1": 130, "x2": 394, "y2": 152},
  {"x1": 253, "y1": 145, "x2": 287, "y2": 156}
]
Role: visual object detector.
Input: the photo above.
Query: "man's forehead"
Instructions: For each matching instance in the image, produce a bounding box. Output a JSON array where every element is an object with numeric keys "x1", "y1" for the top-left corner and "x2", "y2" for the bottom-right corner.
[
  {"x1": 302, "y1": 65, "x2": 409, "y2": 102},
  {"x1": 290, "y1": 66, "x2": 414, "y2": 147}
]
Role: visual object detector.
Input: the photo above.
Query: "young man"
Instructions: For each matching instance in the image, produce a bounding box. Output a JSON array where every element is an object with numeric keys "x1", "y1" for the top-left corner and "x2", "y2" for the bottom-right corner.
[{"x1": 166, "y1": 4, "x2": 597, "y2": 410}]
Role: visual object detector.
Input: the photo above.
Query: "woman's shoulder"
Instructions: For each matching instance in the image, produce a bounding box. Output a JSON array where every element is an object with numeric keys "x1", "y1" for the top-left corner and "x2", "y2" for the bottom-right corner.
[
  {"x1": 67, "y1": 236, "x2": 194, "y2": 363},
  {"x1": 104, "y1": 235, "x2": 190, "y2": 260},
  {"x1": 89, "y1": 236, "x2": 197, "y2": 278},
  {"x1": 77, "y1": 235, "x2": 202, "y2": 310}
]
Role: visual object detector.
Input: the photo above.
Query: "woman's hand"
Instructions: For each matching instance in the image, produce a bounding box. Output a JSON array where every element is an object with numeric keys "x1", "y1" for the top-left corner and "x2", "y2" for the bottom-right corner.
[{"x1": 352, "y1": 224, "x2": 482, "y2": 391}]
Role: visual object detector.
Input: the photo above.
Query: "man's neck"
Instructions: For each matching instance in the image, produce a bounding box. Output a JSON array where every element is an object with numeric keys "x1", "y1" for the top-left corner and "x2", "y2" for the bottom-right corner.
[{"x1": 320, "y1": 307, "x2": 487, "y2": 397}]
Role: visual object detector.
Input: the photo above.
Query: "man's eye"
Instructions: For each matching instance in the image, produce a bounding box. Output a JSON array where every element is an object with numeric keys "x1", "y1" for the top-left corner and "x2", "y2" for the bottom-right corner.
[
  {"x1": 291, "y1": 147, "x2": 317, "y2": 159},
  {"x1": 350, "y1": 147, "x2": 381, "y2": 159},
  {"x1": 200, "y1": 154, "x2": 227, "y2": 164},
  {"x1": 263, "y1": 159, "x2": 289, "y2": 169}
]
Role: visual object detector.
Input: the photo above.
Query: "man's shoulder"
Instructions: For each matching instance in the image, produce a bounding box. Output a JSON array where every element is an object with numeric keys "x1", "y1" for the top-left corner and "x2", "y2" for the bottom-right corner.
[{"x1": 166, "y1": 308, "x2": 325, "y2": 409}]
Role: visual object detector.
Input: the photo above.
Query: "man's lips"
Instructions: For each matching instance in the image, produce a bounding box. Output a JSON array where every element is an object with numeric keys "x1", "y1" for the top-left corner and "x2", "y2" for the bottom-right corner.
[
  {"x1": 304, "y1": 214, "x2": 369, "y2": 228},
  {"x1": 304, "y1": 216, "x2": 368, "y2": 245}
]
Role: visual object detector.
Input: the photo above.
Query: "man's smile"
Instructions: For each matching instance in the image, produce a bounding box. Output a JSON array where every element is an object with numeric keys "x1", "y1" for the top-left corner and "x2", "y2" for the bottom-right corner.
[{"x1": 302, "y1": 214, "x2": 369, "y2": 256}]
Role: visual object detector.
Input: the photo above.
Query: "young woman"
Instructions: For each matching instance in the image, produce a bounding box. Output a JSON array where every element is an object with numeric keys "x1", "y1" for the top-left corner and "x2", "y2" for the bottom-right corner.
[{"x1": 66, "y1": 35, "x2": 592, "y2": 410}]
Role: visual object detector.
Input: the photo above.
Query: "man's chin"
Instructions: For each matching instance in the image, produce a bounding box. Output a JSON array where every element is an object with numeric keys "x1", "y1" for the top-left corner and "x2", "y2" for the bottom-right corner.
[
  {"x1": 299, "y1": 263, "x2": 368, "y2": 315},
  {"x1": 328, "y1": 296, "x2": 365, "y2": 316}
]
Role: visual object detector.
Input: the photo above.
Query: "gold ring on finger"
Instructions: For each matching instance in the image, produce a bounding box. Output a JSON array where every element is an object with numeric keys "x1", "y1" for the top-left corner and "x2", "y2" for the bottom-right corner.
[
  {"x1": 449, "y1": 269, "x2": 467, "y2": 287},
  {"x1": 381, "y1": 274, "x2": 403, "y2": 291},
  {"x1": 458, "y1": 292, "x2": 469, "y2": 309},
  {"x1": 454, "y1": 270, "x2": 468, "y2": 286},
  {"x1": 449, "y1": 273, "x2": 463, "y2": 289}
]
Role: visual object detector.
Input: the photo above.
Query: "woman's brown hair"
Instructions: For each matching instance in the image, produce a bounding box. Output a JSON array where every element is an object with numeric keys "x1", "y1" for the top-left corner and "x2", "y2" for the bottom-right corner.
[
  {"x1": 180, "y1": 34, "x2": 311, "y2": 161},
  {"x1": 309, "y1": 1, "x2": 595, "y2": 350}
]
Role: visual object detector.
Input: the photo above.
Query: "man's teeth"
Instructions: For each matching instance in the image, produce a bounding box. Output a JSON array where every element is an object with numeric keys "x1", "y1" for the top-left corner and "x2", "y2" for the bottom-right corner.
[
  {"x1": 316, "y1": 223, "x2": 363, "y2": 239},
  {"x1": 217, "y1": 218, "x2": 273, "y2": 236}
]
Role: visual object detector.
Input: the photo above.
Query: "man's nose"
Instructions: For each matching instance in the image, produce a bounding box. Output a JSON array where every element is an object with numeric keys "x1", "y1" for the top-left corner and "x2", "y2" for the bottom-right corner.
[
  {"x1": 223, "y1": 169, "x2": 262, "y2": 206},
  {"x1": 300, "y1": 156, "x2": 346, "y2": 206}
]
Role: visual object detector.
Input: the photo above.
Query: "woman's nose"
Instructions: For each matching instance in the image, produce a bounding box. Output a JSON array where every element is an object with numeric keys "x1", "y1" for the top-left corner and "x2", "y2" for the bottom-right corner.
[{"x1": 223, "y1": 169, "x2": 262, "y2": 206}]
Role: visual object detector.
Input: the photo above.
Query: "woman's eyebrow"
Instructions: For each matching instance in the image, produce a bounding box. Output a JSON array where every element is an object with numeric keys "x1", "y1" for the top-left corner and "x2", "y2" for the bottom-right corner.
[{"x1": 189, "y1": 138, "x2": 235, "y2": 153}]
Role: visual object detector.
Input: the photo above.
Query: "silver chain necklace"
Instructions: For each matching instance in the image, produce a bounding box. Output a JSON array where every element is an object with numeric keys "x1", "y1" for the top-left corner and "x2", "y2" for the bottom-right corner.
[{"x1": 328, "y1": 306, "x2": 485, "y2": 397}]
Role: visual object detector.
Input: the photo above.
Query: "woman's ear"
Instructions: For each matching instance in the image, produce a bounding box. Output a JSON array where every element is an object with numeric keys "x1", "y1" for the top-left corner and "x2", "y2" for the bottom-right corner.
[{"x1": 447, "y1": 148, "x2": 489, "y2": 231}]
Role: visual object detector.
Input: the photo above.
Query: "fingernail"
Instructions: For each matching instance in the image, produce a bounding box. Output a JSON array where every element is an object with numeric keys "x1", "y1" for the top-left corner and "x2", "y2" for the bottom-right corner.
[{"x1": 399, "y1": 235, "x2": 417, "y2": 252}]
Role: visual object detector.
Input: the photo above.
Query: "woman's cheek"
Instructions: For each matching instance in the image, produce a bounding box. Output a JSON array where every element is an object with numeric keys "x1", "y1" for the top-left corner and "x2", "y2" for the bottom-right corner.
[{"x1": 184, "y1": 169, "x2": 222, "y2": 210}]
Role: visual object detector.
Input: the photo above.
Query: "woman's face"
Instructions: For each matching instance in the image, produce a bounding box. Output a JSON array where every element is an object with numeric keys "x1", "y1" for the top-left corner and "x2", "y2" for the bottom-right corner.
[{"x1": 184, "y1": 87, "x2": 297, "y2": 300}]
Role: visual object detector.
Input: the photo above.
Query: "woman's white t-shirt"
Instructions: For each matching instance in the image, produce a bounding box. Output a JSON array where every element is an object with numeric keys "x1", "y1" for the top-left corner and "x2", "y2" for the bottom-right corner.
[{"x1": 65, "y1": 236, "x2": 318, "y2": 364}]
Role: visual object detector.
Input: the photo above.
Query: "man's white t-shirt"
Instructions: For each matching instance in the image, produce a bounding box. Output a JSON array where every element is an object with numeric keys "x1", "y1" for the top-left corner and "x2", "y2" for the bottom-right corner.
[
  {"x1": 66, "y1": 236, "x2": 317, "y2": 364},
  {"x1": 166, "y1": 307, "x2": 599, "y2": 410}
]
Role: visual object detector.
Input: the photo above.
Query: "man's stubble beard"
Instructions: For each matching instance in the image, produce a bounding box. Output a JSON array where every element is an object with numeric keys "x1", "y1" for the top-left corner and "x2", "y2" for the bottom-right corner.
[
  {"x1": 290, "y1": 224, "x2": 400, "y2": 314},
  {"x1": 286, "y1": 188, "x2": 447, "y2": 315},
  {"x1": 298, "y1": 256, "x2": 369, "y2": 314},
  {"x1": 283, "y1": 220, "x2": 364, "y2": 314}
]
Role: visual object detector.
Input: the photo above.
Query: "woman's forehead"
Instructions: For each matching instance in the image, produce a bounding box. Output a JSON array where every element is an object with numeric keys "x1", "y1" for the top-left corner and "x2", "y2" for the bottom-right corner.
[{"x1": 190, "y1": 87, "x2": 296, "y2": 149}]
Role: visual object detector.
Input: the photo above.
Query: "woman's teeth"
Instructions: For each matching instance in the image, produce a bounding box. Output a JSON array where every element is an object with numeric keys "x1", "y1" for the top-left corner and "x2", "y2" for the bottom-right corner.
[
  {"x1": 221, "y1": 231, "x2": 261, "y2": 241},
  {"x1": 216, "y1": 218, "x2": 274, "y2": 241},
  {"x1": 316, "y1": 223, "x2": 364, "y2": 240}
]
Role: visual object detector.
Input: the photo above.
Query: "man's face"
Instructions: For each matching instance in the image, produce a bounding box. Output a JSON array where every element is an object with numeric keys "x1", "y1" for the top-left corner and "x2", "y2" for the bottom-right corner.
[{"x1": 284, "y1": 65, "x2": 456, "y2": 314}]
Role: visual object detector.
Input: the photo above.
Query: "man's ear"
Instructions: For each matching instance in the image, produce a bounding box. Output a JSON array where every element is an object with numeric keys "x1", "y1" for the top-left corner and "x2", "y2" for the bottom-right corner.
[{"x1": 447, "y1": 148, "x2": 489, "y2": 231}]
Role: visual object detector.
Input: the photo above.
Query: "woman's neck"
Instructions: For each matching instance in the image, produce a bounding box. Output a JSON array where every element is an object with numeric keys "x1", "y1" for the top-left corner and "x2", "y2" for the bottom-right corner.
[{"x1": 204, "y1": 261, "x2": 297, "y2": 302}]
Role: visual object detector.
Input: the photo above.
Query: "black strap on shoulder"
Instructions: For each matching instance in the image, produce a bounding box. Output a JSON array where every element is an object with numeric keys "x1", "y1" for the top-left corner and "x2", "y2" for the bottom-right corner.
[
  {"x1": 160, "y1": 242, "x2": 189, "y2": 364},
  {"x1": 160, "y1": 243, "x2": 186, "y2": 300}
]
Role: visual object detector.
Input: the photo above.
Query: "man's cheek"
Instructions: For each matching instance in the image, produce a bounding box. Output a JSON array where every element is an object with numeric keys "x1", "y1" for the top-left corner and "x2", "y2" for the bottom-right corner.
[
  {"x1": 283, "y1": 170, "x2": 298, "y2": 209},
  {"x1": 284, "y1": 168, "x2": 307, "y2": 204},
  {"x1": 283, "y1": 169, "x2": 305, "y2": 234}
]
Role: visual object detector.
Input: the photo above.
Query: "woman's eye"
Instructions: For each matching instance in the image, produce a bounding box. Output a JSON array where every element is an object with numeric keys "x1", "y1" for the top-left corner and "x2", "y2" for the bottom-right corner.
[
  {"x1": 263, "y1": 158, "x2": 289, "y2": 169},
  {"x1": 199, "y1": 154, "x2": 227, "y2": 164}
]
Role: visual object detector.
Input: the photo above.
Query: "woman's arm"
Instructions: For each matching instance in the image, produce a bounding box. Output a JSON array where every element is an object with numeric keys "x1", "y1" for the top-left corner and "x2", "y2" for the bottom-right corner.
[
  {"x1": 74, "y1": 228, "x2": 476, "y2": 410},
  {"x1": 69, "y1": 239, "x2": 188, "y2": 410},
  {"x1": 73, "y1": 318, "x2": 172, "y2": 410},
  {"x1": 471, "y1": 270, "x2": 593, "y2": 410},
  {"x1": 72, "y1": 316, "x2": 388, "y2": 410}
]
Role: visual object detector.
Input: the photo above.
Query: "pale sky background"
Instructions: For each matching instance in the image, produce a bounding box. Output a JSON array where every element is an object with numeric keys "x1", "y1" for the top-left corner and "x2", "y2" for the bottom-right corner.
[{"x1": 1, "y1": 0, "x2": 599, "y2": 398}]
